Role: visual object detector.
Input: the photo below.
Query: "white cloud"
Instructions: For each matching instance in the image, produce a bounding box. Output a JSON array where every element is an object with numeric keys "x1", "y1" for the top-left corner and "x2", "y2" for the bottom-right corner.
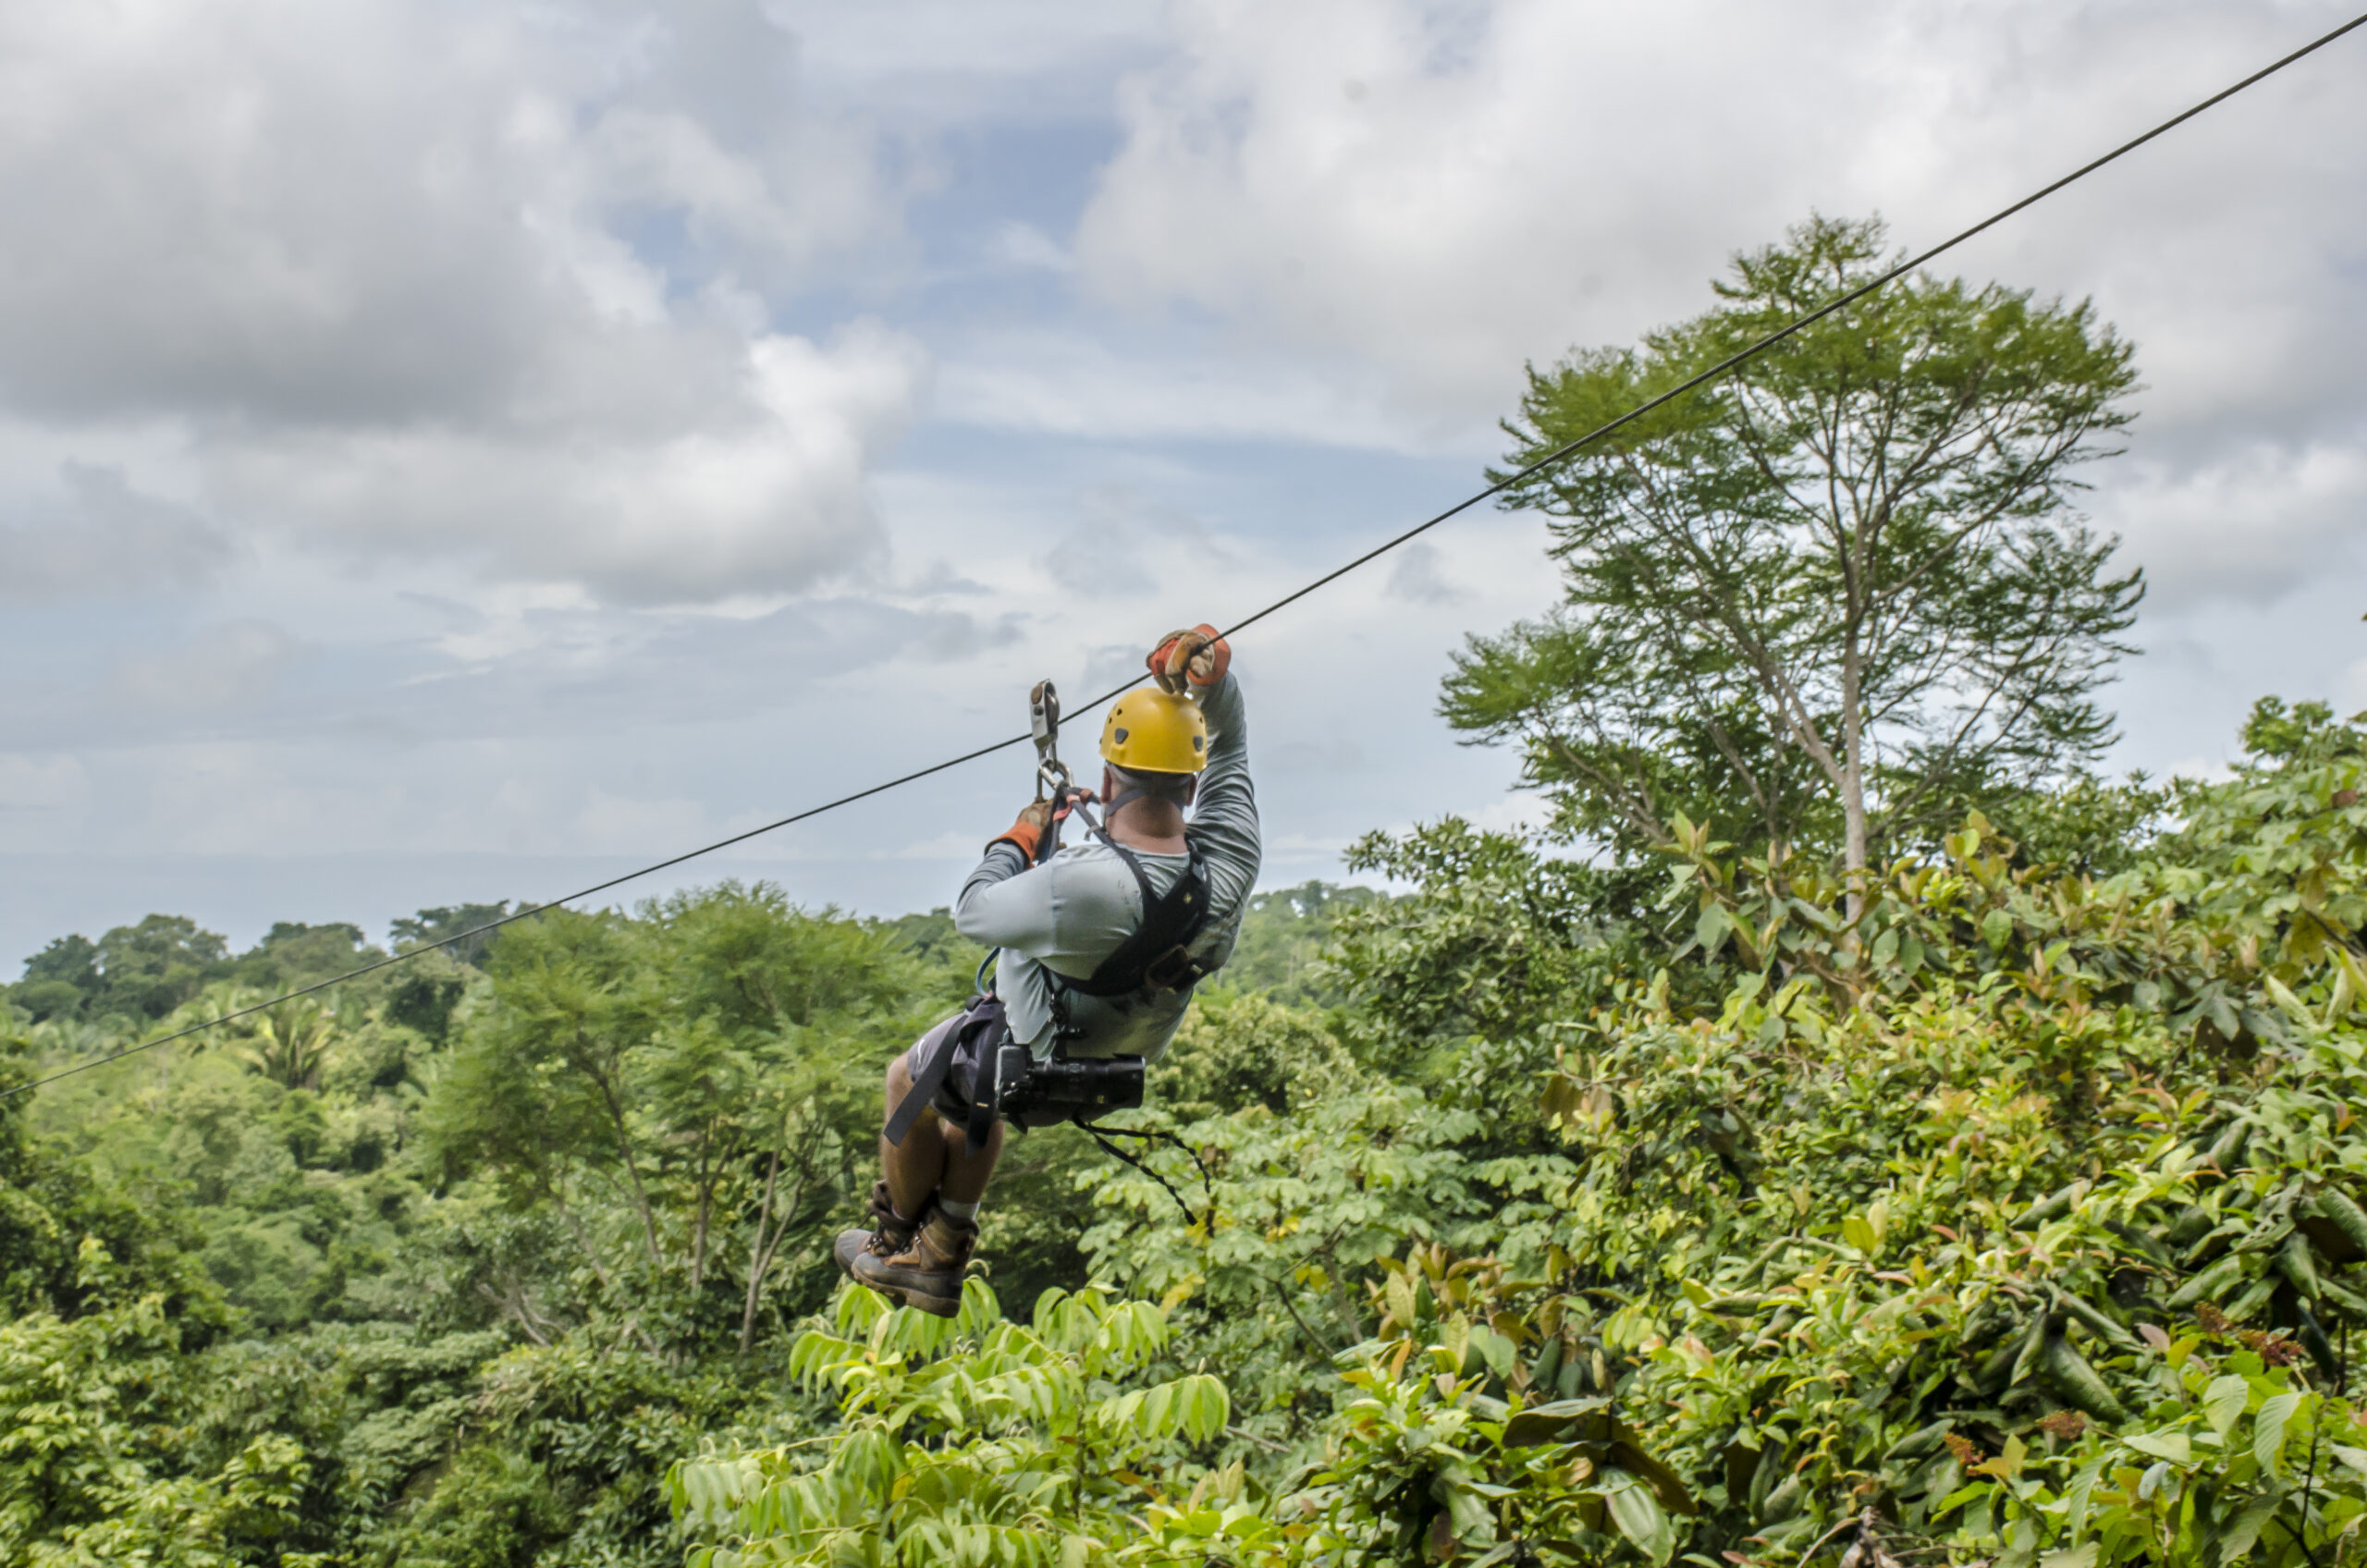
[
  {"x1": 1075, "y1": 0, "x2": 1848, "y2": 418},
  {"x1": 767, "y1": 0, "x2": 1167, "y2": 120},
  {"x1": 0, "y1": 463, "x2": 230, "y2": 599},
  {"x1": 2095, "y1": 439, "x2": 2367, "y2": 613},
  {"x1": 936, "y1": 326, "x2": 1434, "y2": 447},
  {"x1": 2341, "y1": 660, "x2": 2367, "y2": 716},
  {"x1": 207, "y1": 320, "x2": 930, "y2": 603},
  {"x1": 107, "y1": 620, "x2": 300, "y2": 711},
  {"x1": 0, "y1": 753, "x2": 87, "y2": 851},
  {"x1": 1038, "y1": 485, "x2": 1229, "y2": 596},
  {"x1": 1383, "y1": 540, "x2": 1467, "y2": 606},
  {"x1": 889, "y1": 827, "x2": 992, "y2": 861},
  {"x1": 0, "y1": 0, "x2": 923, "y2": 603},
  {"x1": 991, "y1": 221, "x2": 1076, "y2": 273},
  {"x1": 574, "y1": 788, "x2": 709, "y2": 851}
]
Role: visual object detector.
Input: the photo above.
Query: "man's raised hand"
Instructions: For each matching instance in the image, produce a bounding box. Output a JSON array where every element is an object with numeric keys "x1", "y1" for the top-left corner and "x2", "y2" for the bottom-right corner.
[
  {"x1": 987, "y1": 798, "x2": 1055, "y2": 862},
  {"x1": 1147, "y1": 624, "x2": 1231, "y2": 693}
]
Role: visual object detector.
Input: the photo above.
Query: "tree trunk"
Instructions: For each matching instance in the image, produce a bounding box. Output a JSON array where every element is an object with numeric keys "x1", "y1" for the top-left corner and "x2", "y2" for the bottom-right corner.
[
  {"x1": 578, "y1": 1040, "x2": 665, "y2": 1272},
  {"x1": 690, "y1": 1135, "x2": 714, "y2": 1294},
  {"x1": 1841, "y1": 624, "x2": 1870, "y2": 919},
  {"x1": 740, "y1": 1148, "x2": 784, "y2": 1354}
]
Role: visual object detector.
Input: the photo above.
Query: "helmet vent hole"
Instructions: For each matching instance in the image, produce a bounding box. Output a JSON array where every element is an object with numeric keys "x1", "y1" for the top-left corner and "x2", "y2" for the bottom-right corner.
[{"x1": 1113, "y1": 728, "x2": 1129, "y2": 743}]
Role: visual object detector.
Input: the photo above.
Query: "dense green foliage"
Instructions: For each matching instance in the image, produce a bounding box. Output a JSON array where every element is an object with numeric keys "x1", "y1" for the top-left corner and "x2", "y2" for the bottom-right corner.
[
  {"x1": 0, "y1": 875, "x2": 1392, "y2": 1564},
  {"x1": 659, "y1": 698, "x2": 2367, "y2": 1568},
  {"x1": 9, "y1": 701, "x2": 2367, "y2": 1565},
  {"x1": 0, "y1": 884, "x2": 950, "y2": 1565}
]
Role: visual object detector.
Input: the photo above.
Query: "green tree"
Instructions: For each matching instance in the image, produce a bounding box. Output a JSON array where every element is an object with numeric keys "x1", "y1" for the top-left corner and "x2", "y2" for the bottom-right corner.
[
  {"x1": 421, "y1": 884, "x2": 926, "y2": 1351},
  {"x1": 389, "y1": 901, "x2": 513, "y2": 966},
  {"x1": 1450, "y1": 214, "x2": 2143, "y2": 901},
  {"x1": 1330, "y1": 818, "x2": 1628, "y2": 1085},
  {"x1": 672, "y1": 1283, "x2": 1233, "y2": 1568},
  {"x1": 236, "y1": 922, "x2": 379, "y2": 990},
  {"x1": 93, "y1": 914, "x2": 232, "y2": 1019},
  {"x1": 1212, "y1": 881, "x2": 1387, "y2": 1008},
  {"x1": 15, "y1": 934, "x2": 100, "y2": 1022},
  {"x1": 237, "y1": 995, "x2": 344, "y2": 1092}
]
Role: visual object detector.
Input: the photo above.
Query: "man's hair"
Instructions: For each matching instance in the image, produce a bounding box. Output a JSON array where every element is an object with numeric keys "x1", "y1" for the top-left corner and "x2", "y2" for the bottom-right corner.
[{"x1": 1107, "y1": 764, "x2": 1196, "y2": 804}]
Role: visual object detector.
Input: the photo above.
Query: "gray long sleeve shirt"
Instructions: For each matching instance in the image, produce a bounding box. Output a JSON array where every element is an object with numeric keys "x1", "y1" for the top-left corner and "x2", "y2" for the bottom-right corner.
[{"x1": 953, "y1": 671, "x2": 1260, "y2": 1061}]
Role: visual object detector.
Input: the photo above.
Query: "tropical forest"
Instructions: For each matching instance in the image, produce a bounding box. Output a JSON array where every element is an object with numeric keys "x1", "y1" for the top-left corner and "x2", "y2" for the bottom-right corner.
[{"x1": 8, "y1": 218, "x2": 2367, "y2": 1568}]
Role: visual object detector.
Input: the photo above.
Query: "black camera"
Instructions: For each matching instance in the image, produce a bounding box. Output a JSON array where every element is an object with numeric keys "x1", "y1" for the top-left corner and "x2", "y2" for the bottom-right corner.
[{"x1": 990, "y1": 1043, "x2": 1144, "y2": 1131}]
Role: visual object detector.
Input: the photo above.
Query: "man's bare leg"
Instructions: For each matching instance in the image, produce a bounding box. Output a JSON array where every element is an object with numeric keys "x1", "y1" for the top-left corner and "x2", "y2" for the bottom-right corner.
[
  {"x1": 840, "y1": 1053, "x2": 1001, "y2": 1317},
  {"x1": 880, "y1": 1053, "x2": 1004, "y2": 1220}
]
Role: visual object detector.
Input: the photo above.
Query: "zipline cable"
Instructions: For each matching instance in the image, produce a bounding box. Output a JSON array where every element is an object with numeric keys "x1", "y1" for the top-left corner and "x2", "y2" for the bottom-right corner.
[{"x1": 8, "y1": 6, "x2": 2361, "y2": 1103}]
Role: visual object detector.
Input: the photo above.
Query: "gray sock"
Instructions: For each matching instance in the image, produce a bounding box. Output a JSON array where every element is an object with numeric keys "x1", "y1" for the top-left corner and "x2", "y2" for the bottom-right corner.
[{"x1": 938, "y1": 1197, "x2": 979, "y2": 1222}]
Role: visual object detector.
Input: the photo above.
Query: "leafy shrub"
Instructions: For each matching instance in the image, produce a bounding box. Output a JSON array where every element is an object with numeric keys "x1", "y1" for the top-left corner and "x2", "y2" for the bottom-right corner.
[{"x1": 669, "y1": 1282, "x2": 1232, "y2": 1566}]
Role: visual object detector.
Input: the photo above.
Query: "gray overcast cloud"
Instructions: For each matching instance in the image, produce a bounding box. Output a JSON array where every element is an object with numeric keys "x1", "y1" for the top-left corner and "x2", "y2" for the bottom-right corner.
[{"x1": 1, "y1": 0, "x2": 2363, "y2": 962}]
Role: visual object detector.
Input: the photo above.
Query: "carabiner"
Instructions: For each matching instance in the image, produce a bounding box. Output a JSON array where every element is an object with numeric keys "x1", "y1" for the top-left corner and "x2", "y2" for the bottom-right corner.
[{"x1": 1030, "y1": 680, "x2": 1069, "y2": 801}]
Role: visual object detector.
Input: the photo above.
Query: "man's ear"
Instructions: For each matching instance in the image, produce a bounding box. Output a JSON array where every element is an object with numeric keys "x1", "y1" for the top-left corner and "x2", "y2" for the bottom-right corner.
[
  {"x1": 1101, "y1": 766, "x2": 1118, "y2": 802},
  {"x1": 1182, "y1": 777, "x2": 1199, "y2": 808}
]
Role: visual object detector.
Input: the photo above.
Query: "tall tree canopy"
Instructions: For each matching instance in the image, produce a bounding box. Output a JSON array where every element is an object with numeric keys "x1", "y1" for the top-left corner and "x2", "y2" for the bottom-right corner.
[{"x1": 1445, "y1": 214, "x2": 2144, "y2": 888}]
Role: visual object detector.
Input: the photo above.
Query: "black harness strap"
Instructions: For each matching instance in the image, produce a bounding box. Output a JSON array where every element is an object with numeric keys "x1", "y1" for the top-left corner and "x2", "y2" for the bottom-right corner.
[{"x1": 1052, "y1": 796, "x2": 1211, "y2": 1002}]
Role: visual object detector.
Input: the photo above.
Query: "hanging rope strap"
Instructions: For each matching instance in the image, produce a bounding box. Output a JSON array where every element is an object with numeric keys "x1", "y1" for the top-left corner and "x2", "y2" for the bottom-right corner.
[{"x1": 1076, "y1": 1119, "x2": 1219, "y2": 1232}]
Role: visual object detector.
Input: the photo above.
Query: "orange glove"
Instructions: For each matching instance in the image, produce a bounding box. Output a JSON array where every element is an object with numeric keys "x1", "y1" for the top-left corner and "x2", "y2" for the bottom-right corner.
[
  {"x1": 987, "y1": 799, "x2": 1054, "y2": 862},
  {"x1": 1147, "y1": 624, "x2": 1230, "y2": 693}
]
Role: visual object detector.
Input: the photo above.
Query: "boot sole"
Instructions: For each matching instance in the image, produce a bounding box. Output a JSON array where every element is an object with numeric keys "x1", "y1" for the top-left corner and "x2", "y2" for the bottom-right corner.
[
  {"x1": 850, "y1": 1257, "x2": 963, "y2": 1317},
  {"x1": 887, "y1": 1282, "x2": 962, "y2": 1317}
]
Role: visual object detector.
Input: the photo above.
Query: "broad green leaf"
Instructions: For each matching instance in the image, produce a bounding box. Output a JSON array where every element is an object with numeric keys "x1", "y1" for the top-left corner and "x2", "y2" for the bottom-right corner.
[
  {"x1": 2122, "y1": 1431, "x2": 2190, "y2": 1465},
  {"x1": 2253, "y1": 1390, "x2": 2304, "y2": 1476},
  {"x1": 1502, "y1": 1397, "x2": 1613, "y2": 1448},
  {"x1": 2202, "y1": 1374, "x2": 2250, "y2": 1442},
  {"x1": 1696, "y1": 903, "x2": 1734, "y2": 957},
  {"x1": 1600, "y1": 1472, "x2": 1675, "y2": 1565},
  {"x1": 2219, "y1": 1496, "x2": 2282, "y2": 1565},
  {"x1": 2062, "y1": 1463, "x2": 2102, "y2": 1537}
]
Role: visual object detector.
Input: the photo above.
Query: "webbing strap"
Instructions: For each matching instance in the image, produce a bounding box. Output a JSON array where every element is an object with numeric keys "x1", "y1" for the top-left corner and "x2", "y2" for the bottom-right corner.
[
  {"x1": 1070, "y1": 795, "x2": 1159, "y2": 902},
  {"x1": 885, "y1": 1004, "x2": 982, "y2": 1146}
]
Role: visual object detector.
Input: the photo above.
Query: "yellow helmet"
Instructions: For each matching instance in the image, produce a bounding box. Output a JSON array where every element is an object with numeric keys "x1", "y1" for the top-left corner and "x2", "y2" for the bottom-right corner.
[{"x1": 1099, "y1": 688, "x2": 1208, "y2": 774}]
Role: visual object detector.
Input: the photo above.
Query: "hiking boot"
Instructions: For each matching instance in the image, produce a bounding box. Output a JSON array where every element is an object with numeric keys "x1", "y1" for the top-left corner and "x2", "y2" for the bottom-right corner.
[
  {"x1": 833, "y1": 1182, "x2": 922, "y2": 1278},
  {"x1": 849, "y1": 1207, "x2": 977, "y2": 1317}
]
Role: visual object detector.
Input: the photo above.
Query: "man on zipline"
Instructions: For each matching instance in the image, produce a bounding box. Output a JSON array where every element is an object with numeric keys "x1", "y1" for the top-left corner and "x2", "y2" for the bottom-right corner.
[{"x1": 835, "y1": 625, "x2": 1259, "y2": 1314}]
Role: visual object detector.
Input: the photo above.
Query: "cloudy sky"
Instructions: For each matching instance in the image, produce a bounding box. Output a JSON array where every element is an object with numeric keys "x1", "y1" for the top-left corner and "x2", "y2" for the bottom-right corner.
[{"x1": 2, "y1": 0, "x2": 2363, "y2": 963}]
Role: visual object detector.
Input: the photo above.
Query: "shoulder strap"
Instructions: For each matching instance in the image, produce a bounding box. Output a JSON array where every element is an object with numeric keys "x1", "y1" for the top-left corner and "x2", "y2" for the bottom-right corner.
[{"x1": 1069, "y1": 794, "x2": 1158, "y2": 900}]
